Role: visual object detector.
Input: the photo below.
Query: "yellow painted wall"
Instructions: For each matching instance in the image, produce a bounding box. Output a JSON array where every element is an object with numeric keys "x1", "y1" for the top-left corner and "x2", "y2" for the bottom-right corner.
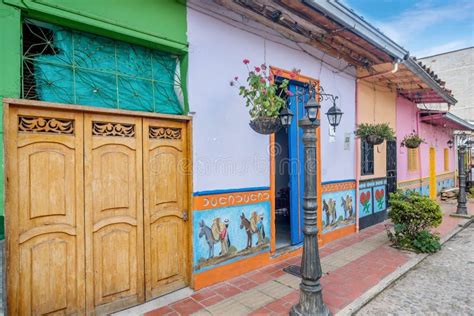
[{"x1": 357, "y1": 81, "x2": 396, "y2": 181}]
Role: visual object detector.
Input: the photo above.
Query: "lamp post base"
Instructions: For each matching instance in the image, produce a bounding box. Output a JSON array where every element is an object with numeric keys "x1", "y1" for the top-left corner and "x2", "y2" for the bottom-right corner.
[
  {"x1": 456, "y1": 204, "x2": 468, "y2": 216},
  {"x1": 290, "y1": 302, "x2": 331, "y2": 316},
  {"x1": 289, "y1": 274, "x2": 331, "y2": 316}
]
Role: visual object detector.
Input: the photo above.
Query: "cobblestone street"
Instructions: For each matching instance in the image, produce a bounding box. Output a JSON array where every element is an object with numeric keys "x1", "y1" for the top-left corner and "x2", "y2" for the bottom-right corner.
[{"x1": 357, "y1": 222, "x2": 474, "y2": 315}]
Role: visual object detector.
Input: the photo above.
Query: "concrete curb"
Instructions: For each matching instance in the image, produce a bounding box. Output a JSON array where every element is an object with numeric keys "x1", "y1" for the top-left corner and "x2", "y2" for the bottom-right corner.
[{"x1": 336, "y1": 219, "x2": 472, "y2": 316}]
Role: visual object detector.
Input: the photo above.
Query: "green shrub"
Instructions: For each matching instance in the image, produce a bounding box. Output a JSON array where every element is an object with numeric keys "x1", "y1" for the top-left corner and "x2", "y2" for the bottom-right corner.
[
  {"x1": 468, "y1": 187, "x2": 474, "y2": 198},
  {"x1": 412, "y1": 231, "x2": 441, "y2": 253},
  {"x1": 386, "y1": 191, "x2": 443, "y2": 253}
]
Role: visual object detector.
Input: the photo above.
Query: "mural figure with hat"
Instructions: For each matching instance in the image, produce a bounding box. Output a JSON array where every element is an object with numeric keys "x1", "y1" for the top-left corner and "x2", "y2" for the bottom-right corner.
[
  {"x1": 210, "y1": 218, "x2": 231, "y2": 256},
  {"x1": 219, "y1": 219, "x2": 231, "y2": 255}
]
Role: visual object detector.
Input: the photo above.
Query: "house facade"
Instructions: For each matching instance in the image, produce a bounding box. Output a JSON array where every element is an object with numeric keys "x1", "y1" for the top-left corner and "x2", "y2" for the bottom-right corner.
[
  {"x1": 187, "y1": 0, "x2": 358, "y2": 289},
  {"x1": 0, "y1": 0, "x2": 467, "y2": 315},
  {"x1": 1, "y1": 1, "x2": 191, "y2": 315}
]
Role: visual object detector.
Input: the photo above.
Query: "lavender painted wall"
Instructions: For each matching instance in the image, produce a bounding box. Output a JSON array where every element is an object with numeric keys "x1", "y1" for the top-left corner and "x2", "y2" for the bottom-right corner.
[
  {"x1": 187, "y1": 0, "x2": 356, "y2": 192},
  {"x1": 396, "y1": 96, "x2": 455, "y2": 183}
]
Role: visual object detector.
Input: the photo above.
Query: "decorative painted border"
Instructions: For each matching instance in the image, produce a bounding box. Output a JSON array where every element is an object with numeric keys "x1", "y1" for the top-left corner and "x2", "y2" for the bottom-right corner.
[
  {"x1": 322, "y1": 180, "x2": 356, "y2": 193},
  {"x1": 193, "y1": 189, "x2": 270, "y2": 211},
  {"x1": 359, "y1": 177, "x2": 387, "y2": 189},
  {"x1": 398, "y1": 172, "x2": 455, "y2": 190}
]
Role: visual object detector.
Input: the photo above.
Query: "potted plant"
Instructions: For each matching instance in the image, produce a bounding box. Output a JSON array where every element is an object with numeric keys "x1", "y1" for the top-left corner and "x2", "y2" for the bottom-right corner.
[
  {"x1": 355, "y1": 123, "x2": 395, "y2": 145},
  {"x1": 401, "y1": 131, "x2": 425, "y2": 148},
  {"x1": 231, "y1": 59, "x2": 291, "y2": 134}
]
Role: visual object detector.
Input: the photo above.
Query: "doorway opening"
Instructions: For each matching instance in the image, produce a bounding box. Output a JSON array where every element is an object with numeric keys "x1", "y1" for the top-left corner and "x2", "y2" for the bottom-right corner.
[{"x1": 275, "y1": 126, "x2": 291, "y2": 249}]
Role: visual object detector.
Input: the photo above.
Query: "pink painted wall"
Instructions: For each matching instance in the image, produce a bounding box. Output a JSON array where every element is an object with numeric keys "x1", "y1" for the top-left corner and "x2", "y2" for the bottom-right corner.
[{"x1": 396, "y1": 96, "x2": 455, "y2": 182}]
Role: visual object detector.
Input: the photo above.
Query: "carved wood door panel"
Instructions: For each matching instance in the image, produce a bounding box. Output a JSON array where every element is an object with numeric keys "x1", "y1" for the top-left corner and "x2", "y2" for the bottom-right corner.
[
  {"x1": 6, "y1": 103, "x2": 190, "y2": 315},
  {"x1": 6, "y1": 106, "x2": 85, "y2": 315},
  {"x1": 84, "y1": 114, "x2": 145, "y2": 314},
  {"x1": 143, "y1": 118, "x2": 189, "y2": 300}
]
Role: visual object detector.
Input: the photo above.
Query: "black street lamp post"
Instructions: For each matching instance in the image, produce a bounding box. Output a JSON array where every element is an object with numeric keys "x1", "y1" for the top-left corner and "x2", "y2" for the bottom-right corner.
[
  {"x1": 456, "y1": 143, "x2": 468, "y2": 215},
  {"x1": 280, "y1": 85, "x2": 340, "y2": 316}
]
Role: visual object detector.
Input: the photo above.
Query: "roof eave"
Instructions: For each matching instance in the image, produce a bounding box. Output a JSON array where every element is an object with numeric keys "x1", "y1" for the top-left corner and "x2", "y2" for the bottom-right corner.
[
  {"x1": 302, "y1": 0, "x2": 408, "y2": 60},
  {"x1": 403, "y1": 58, "x2": 457, "y2": 105},
  {"x1": 444, "y1": 112, "x2": 474, "y2": 131}
]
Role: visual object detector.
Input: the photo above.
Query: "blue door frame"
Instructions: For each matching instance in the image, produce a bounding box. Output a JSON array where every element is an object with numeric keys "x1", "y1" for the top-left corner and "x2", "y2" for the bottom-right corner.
[{"x1": 287, "y1": 82, "x2": 309, "y2": 245}]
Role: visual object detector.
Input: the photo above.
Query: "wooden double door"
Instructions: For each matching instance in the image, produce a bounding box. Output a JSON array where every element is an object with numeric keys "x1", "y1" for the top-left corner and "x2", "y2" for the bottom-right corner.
[{"x1": 6, "y1": 104, "x2": 189, "y2": 315}]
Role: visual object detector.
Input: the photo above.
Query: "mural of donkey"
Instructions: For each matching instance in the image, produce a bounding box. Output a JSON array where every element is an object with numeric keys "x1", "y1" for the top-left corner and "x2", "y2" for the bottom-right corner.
[
  {"x1": 198, "y1": 220, "x2": 219, "y2": 259},
  {"x1": 240, "y1": 212, "x2": 259, "y2": 249},
  {"x1": 340, "y1": 195, "x2": 354, "y2": 219}
]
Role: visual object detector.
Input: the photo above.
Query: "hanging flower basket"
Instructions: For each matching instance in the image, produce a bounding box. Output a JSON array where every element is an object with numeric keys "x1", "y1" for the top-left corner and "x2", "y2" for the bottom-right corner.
[
  {"x1": 249, "y1": 117, "x2": 282, "y2": 134},
  {"x1": 366, "y1": 134, "x2": 384, "y2": 145},
  {"x1": 401, "y1": 132, "x2": 425, "y2": 149},
  {"x1": 230, "y1": 59, "x2": 298, "y2": 135},
  {"x1": 355, "y1": 123, "x2": 395, "y2": 145}
]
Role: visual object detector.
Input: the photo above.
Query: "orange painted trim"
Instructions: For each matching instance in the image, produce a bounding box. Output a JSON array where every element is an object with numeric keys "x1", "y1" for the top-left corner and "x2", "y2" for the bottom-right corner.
[
  {"x1": 193, "y1": 247, "x2": 302, "y2": 290},
  {"x1": 320, "y1": 224, "x2": 356, "y2": 245},
  {"x1": 322, "y1": 181, "x2": 356, "y2": 193},
  {"x1": 317, "y1": 110, "x2": 323, "y2": 239},
  {"x1": 270, "y1": 66, "x2": 318, "y2": 84},
  {"x1": 270, "y1": 134, "x2": 276, "y2": 252},
  {"x1": 193, "y1": 190, "x2": 270, "y2": 211}
]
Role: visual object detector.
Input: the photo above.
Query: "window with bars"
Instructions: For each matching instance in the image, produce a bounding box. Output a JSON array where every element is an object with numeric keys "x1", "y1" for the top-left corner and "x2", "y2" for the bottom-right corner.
[
  {"x1": 361, "y1": 139, "x2": 374, "y2": 175},
  {"x1": 22, "y1": 19, "x2": 184, "y2": 114},
  {"x1": 407, "y1": 148, "x2": 419, "y2": 172}
]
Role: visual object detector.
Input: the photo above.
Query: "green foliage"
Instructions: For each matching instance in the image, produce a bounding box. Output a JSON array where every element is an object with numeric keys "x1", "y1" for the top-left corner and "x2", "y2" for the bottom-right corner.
[
  {"x1": 468, "y1": 187, "x2": 474, "y2": 199},
  {"x1": 386, "y1": 191, "x2": 443, "y2": 253},
  {"x1": 401, "y1": 131, "x2": 425, "y2": 148},
  {"x1": 231, "y1": 61, "x2": 290, "y2": 119},
  {"x1": 412, "y1": 231, "x2": 441, "y2": 253},
  {"x1": 354, "y1": 123, "x2": 395, "y2": 141}
]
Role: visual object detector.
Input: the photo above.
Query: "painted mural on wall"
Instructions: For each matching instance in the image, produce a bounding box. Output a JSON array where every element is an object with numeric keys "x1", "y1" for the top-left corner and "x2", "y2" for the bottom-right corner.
[
  {"x1": 322, "y1": 189, "x2": 356, "y2": 233},
  {"x1": 359, "y1": 178, "x2": 388, "y2": 218},
  {"x1": 398, "y1": 173, "x2": 455, "y2": 196},
  {"x1": 193, "y1": 201, "x2": 270, "y2": 272},
  {"x1": 373, "y1": 185, "x2": 386, "y2": 212},
  {"x1": 359, "y1": 188, "x2": 372, "y2": 218}
]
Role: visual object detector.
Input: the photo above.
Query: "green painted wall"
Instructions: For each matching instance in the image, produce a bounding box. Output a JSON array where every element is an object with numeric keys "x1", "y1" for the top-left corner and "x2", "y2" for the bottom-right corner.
[
  {"x1": 0, "y1": 2, "x2": 21, "y2": 239},
  {"x1": 0, "y1": 0, "x2": 188, "y2": 238}
]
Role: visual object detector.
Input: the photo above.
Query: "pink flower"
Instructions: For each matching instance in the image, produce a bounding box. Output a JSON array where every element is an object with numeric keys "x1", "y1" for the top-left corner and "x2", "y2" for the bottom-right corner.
[
  {"x1": 285, "y1": 90, "x2": 294, "y2": 96},
  {"x1": 260, "y1": 77, "x2": 266, "y2": 83},
  {"x1": 243, "y1": 59, "x2": 250, "y2": 64},
  {"x1": 268, "y1": 74, "x2": 274, "y2": 81},
  {"x1": 261, "y1": 63, "x2": 267, "y2": 70},
  {"x1": 262, "y1": 89, "x2": 267, "y2": 94},
  {"x1": 255, "y1": 66, "x2": 261, "y2": 72}
]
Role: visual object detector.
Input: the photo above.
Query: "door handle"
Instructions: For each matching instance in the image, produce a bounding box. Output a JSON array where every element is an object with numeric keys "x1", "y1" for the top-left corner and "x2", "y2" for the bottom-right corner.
[{"x1": 182, "y1": 211, "x2": 188, "y2": 221}]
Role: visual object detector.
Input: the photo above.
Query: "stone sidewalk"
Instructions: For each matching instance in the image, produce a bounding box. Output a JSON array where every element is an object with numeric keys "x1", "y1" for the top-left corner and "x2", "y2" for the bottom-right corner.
[
  {"x1": 127, "y1": 202, "x2": 472, "y2": 316},
  {"x1": 356, "y1": 221, "x2": 474, "y2": 315}
]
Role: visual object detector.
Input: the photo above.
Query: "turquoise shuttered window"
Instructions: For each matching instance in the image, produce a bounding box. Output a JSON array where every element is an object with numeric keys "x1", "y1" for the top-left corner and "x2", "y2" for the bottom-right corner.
[{"x1": 22, "y1": 20, "x2": 184, "y2": 114}]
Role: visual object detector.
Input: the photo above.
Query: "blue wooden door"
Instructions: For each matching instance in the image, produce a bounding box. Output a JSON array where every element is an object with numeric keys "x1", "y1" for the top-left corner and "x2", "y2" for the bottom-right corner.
[{"x1": 288, "y1": 83, "x2": 309, "y2": 245}]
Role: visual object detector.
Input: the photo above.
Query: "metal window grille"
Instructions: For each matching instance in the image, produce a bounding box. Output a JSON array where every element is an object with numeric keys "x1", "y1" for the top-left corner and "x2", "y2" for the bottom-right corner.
[
  {"x1": 361, "y1": 139, "x2": 374, "y2": 175},
  {"x1": 22, "y1": 19, "x2": 184, "y2": 114}
]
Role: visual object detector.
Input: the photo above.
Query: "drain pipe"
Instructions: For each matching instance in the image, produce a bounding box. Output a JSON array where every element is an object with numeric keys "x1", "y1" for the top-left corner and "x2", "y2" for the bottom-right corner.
[{"x1": 357, "y1": 60, "x2": 401, "y2": 82}]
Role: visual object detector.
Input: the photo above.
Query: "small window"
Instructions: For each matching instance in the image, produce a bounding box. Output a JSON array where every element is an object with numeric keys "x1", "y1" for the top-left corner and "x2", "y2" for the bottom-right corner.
[
  {"x1": 361, "y1": 139, "x2": 374, "y2": 175},
  {"x1": 444, "y1": 148, "x2": 449, "y2": 171},
  {"x1": 407, "y1": 148, "x2": 419, "y2": 172}
]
